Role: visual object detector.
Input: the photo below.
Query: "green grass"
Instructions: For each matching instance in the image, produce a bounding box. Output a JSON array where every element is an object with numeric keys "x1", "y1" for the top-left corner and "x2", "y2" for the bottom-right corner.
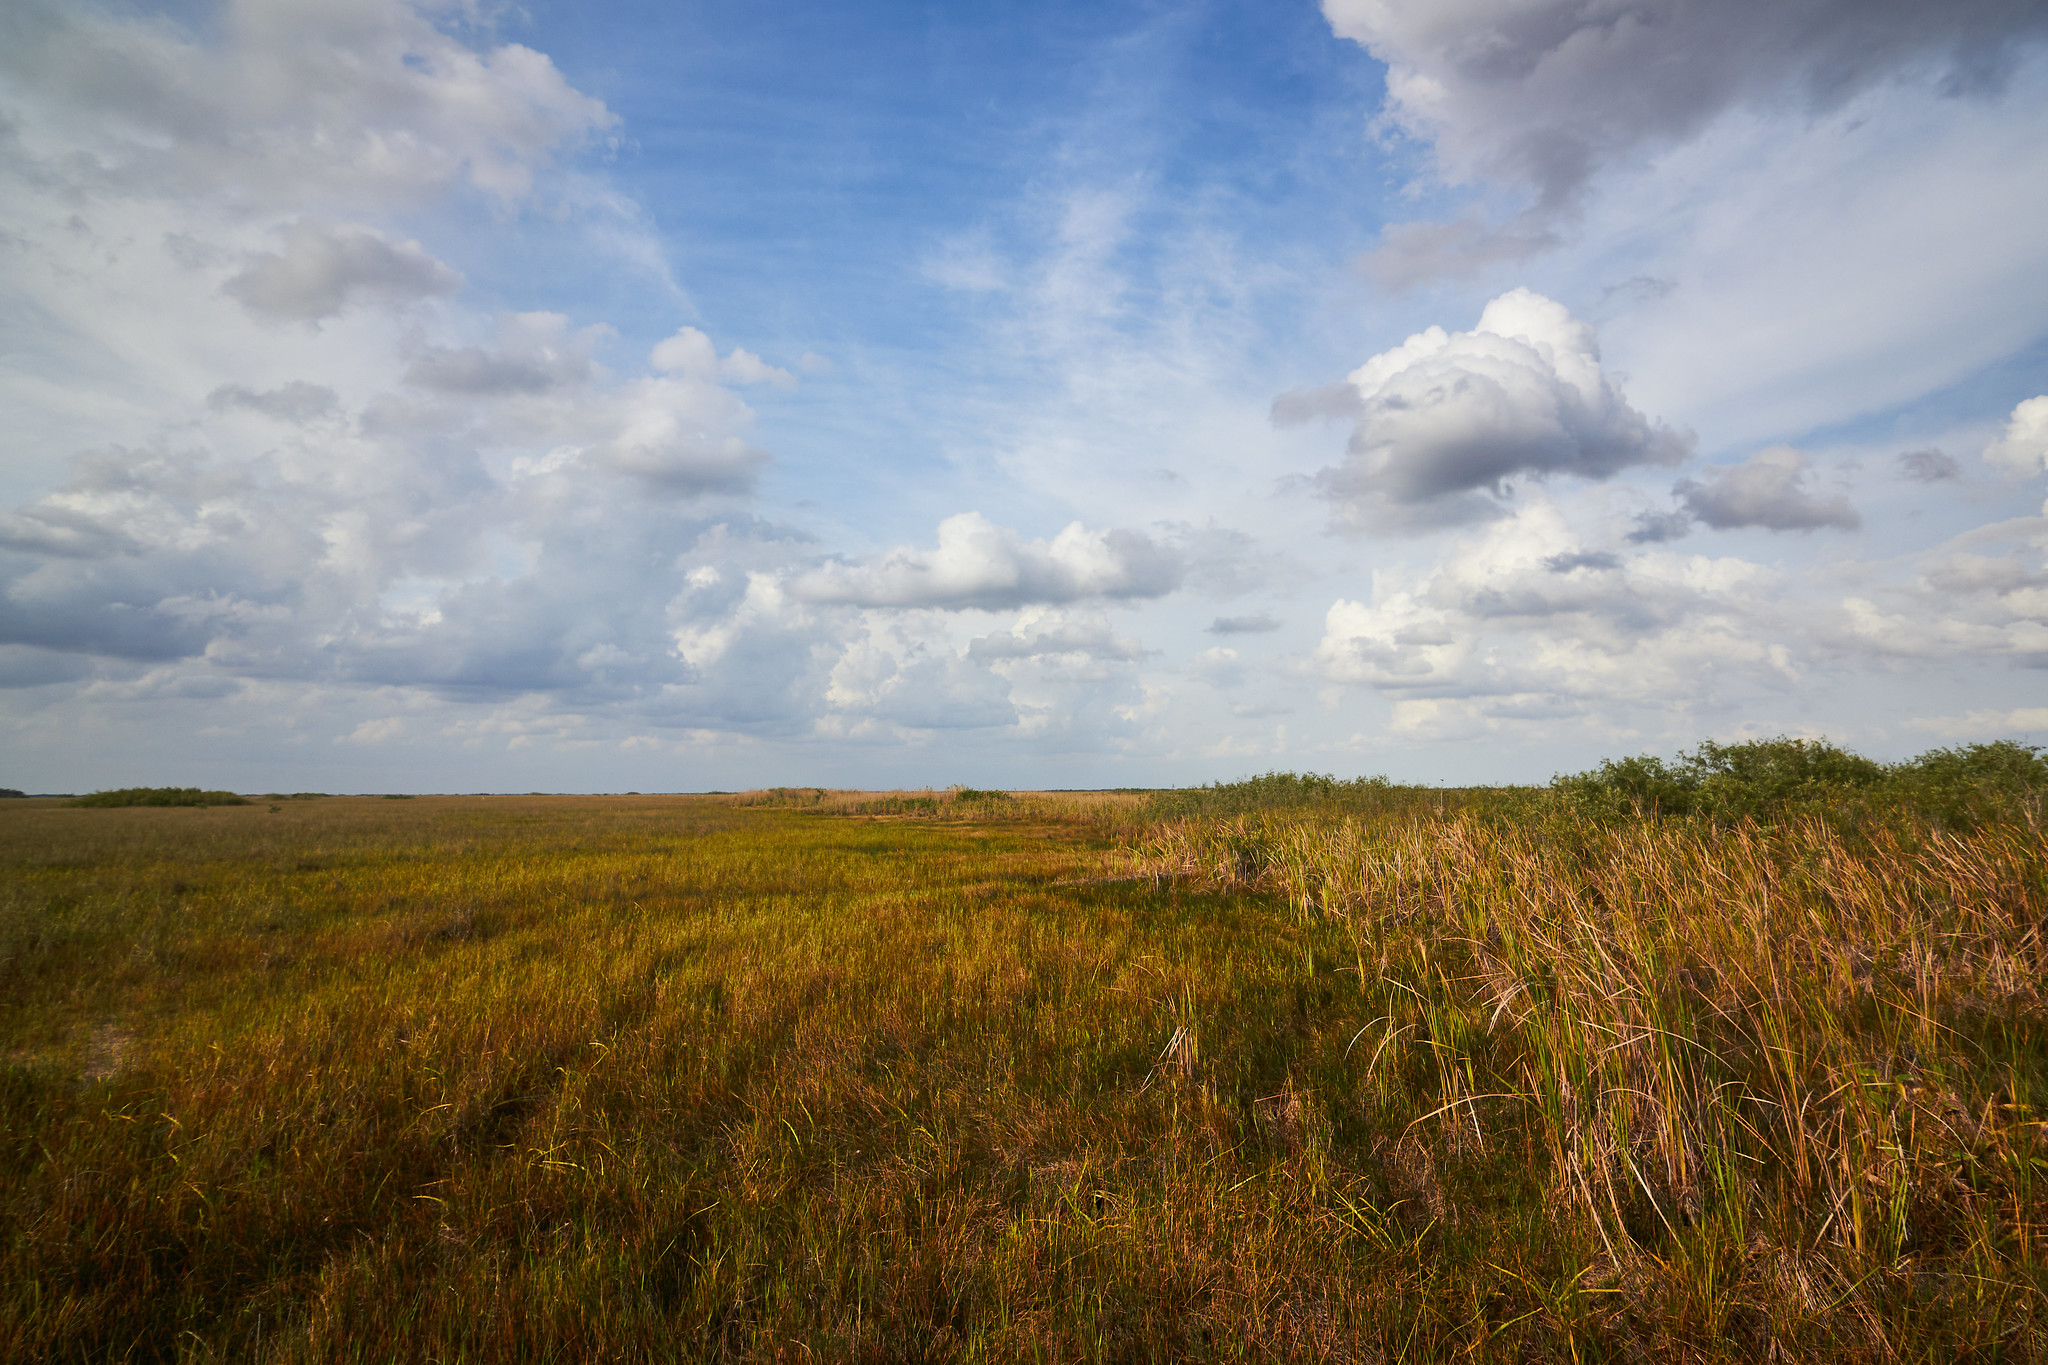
[{"x1": 2, "y1": 786, "x2": 2044, "y2": 1360}]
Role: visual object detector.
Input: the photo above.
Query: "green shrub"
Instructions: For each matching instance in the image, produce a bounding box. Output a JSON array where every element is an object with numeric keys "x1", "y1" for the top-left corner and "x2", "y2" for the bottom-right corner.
[
  {"x1": 1553, "y1": 736, "x2": 2048, "y2": 827},
  {"x1": 1142, "y1": 770, "x2": 1395, "y2": 820},
  {"x1": 1887, "y1": 740, "x2": 2048, "y2": 827},
  {"x1": 1549, "y1": 753, "x2": 1694, "y2": 819},
  {"x1": 66, "y1": 787, "x2": 250, "y2": 808}
]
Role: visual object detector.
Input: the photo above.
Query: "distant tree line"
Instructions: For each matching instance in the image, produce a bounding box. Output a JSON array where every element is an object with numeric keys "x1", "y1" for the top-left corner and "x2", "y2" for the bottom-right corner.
[{"x1": 67, "y1": 787, "x2": 250, "y2": 808}]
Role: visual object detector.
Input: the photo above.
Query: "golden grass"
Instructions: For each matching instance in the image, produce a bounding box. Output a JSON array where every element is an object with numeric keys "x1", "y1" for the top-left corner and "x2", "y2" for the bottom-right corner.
[
  {"x1": 1137, "y1": 806, "x2": 2048, "y2": 1357},
  {"x1": 2, "y1": 793, "x2": 2043, "y2": 1360}
]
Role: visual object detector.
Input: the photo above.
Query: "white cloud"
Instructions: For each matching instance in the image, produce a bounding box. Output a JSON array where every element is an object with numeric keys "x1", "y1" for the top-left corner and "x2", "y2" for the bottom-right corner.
[
  {"x1": 1324, "y1": 0, "x2": 2048, "y2": 279},
  {"x1": 341, "y1": 716, "x2": 406, "y2": 745},
  {"x1": 1670, "y1": 446, "x2": 1861, "y2": 534},
  {"x1": 1311, "y1": 496, "x2": 2048, "y2": 750},
  {"x1": 821, "y1": 616, "x2": 1017, "y2": 732},
  {"x1": 1314, "y1": 501, "x2": 1796, "y2": 712},
  {"x1": 1984, "y1": 396, "x2": 2048, "y2": 476},
  {"x1": 649, "y1": 328, "x2": 797, "y2": 389},
  {"x1": 223, "y1": 220, "x2": 462, "y2": 322},
  {"x1": 1898, "y1": 448, "x2": 1961, "y2": 483},
  {"x1": 1298, "y1": 289, "x2": 1688, "y2": 527},
  {"x1": 0, "y1": 0, "x2": 615, "y2": 210},
  {"x1": 791, "y1": 512, "x2": 1183, "y2": 610},
  {"x1": 1836, "y1": 515, "x2": 2048, "y2": 666},
  {"x1": 372, "y1": 317, "x2": 775, "y2": 496}
]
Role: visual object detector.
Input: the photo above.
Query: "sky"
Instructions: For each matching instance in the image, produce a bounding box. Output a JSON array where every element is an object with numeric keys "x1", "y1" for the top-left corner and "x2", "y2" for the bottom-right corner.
[{"x1": 2, "y1": 0, "x2": 2046, "y2": 794}]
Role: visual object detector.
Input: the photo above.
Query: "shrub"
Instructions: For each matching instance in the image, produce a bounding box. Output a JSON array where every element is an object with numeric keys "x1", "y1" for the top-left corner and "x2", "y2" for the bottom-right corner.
[
  {"x1": 67, "y1": 787, "x2": 250, "y2": 808},
  {"x1": 1142, "y1": 771, "x2": 1394, "y2": 820},
  {"x1": 1549, "y1": 753, "x2": 1694, "y2": 819},
  {"x1": 1556, "y1": 738, "x2": 1890, "y2": 821},
  {"x1": 1887, "y1": 739, "x2": 2048, "y2": 827},
  {"x1": 1553, "y1": 736, "x2": 2048, "y2": 826}
]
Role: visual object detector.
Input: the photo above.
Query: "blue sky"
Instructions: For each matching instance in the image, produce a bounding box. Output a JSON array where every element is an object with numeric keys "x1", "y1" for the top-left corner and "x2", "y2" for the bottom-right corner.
[{"x1": 2, "y1": 0, "x2": 2046, "y2": 793}]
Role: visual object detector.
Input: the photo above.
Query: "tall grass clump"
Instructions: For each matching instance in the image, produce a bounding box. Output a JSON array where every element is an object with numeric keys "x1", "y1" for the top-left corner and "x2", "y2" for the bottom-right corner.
[{"x1": 1135, "y1": 748, "x2": 2048, "y2": 1355}]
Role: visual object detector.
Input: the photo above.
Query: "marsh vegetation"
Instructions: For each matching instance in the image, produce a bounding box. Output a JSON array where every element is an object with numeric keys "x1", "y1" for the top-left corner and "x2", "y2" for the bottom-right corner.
[{"x1": 2, "y1": 744, "x2": 2044, "y2": 1360}]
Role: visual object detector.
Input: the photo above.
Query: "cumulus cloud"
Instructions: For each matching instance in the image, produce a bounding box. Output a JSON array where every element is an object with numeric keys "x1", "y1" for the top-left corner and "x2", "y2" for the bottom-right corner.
[
  {"x1": 791, "y1": 513, "x2": 1184, "y2": 611},
  {"x1": 820, "y1": 619, "x2": 1018, "y2": 733},
  {"x1": 0, "y1": 0, "x2": 900, "y2": 767},
  {"x1": 1544, "y1": 551, "x2": 1619, "y2": 573},
  {"x1": 1207, "y1": 613, "x2": 1281, "y2": 635},
  {"x1": 222, "y1": 220, "x2": 462, "y2": 322},
  {"x1": 1313, "y1": 502, "x2": 1797, "y2": 713},
  {"x1": 1313, "y1": 496, "x2": 2048, "y2": 742},
  {"x1": 1898, "y1": 448, "x2": 1962, "y2": 482},
  {"x1": 650, "y1": 328, "x2": 797, "y2": 389},
  {"x1": 1675, "y1": 447, "x2": 1861, "y2": 532},
  {"x1": 1325, "y1": 0, "x2": 2048, "y2": 279},
  {"x1": 1984, "y1": 395, "x2": 2048, "y2": 475},
  {"x1": 1301, "y1": 289, "x2": 1689, "y2": 528},
  {"x1": 581, "y1": 397, "x2": 769, "y2": 495},
  {"x1": 0, "y1": 0, "x2": 615, "y2": 209},
  {"x1": 0, "y1": 337, "x2": 780, "y2": 689},
  {"x1": 1839, "y1": 517, "x2": 2048, "y2": 667},
  {"x1": 1625, "y1": 510, "x2": 1697, "y2": 545},
  {"x1": 374, "y1": 317, "x2": 776, "y2": 497}
]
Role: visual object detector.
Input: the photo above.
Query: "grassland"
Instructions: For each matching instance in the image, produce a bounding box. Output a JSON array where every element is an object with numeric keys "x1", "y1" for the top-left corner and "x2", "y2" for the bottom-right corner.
[{"x1": 2, "y1": 781, "x2": 2044, "y2": 1361}]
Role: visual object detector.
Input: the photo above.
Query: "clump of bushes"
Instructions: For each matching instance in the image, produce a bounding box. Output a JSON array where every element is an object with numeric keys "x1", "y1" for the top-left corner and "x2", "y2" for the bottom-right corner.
[
  {"x1": 952, "y1": 787, "x2": 1010, "y2": 803},
  {"x1": 1144, "y1": 770, "x2": 1394, "y2": 820},
  {"x1": 1884, "y1": 739, "x2": 2048, "y2": 826},
  {"x1": 1554, "y1": 736, "x2": 2046, "y2": 826},
  {"x1": 68, "y1": 787, "x2": 250, "y2": 808}
]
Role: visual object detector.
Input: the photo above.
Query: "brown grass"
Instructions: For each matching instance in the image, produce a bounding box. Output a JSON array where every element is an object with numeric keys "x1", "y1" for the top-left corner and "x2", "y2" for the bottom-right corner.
[{"x1": 1, "y1": 793, "x2": 2042, "y2": 1361}]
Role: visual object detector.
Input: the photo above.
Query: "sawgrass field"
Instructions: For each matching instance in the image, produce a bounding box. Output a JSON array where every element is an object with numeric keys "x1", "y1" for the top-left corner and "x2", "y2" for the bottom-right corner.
[{"x1": 3, "y1": 744, "x2": 2046, "y2": 1361}]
